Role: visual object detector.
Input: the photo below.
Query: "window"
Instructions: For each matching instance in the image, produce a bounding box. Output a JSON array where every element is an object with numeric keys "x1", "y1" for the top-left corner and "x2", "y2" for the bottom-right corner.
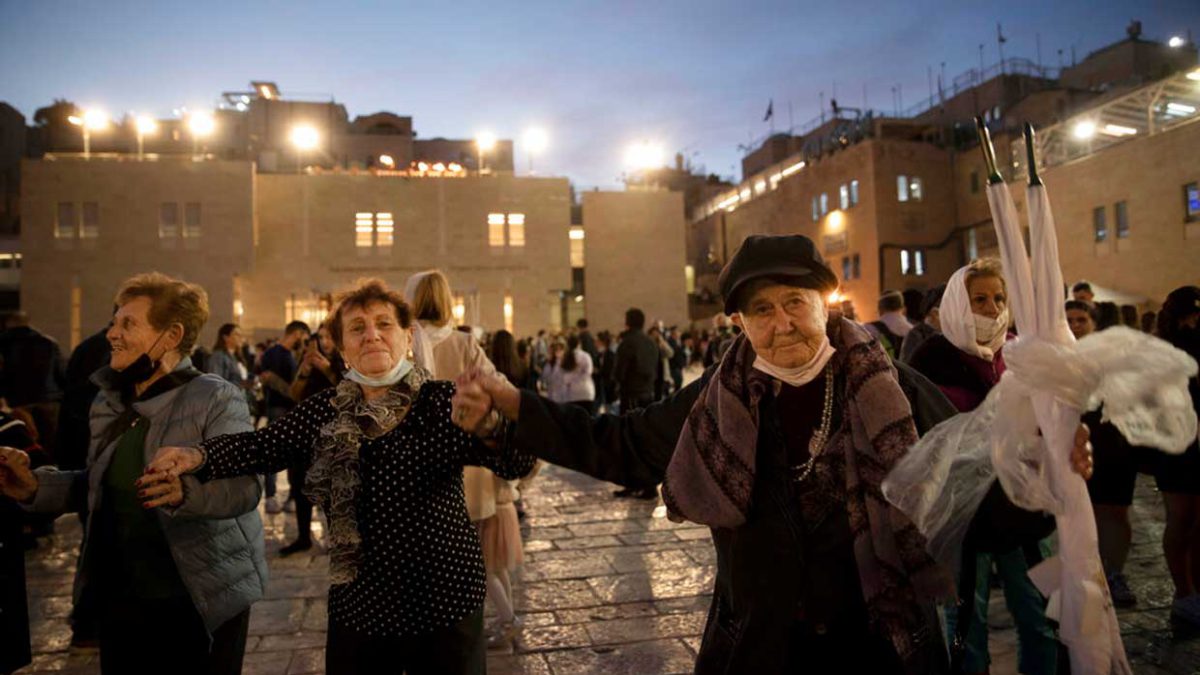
[
  {"x1": 1093, "y1": 206, "x2": 1108, "y2": 242},
  {"x1": 355, "y1": 212, "x2": 393, "y2": 250},
  {"x1": 967, "y1": 228, "x2": 978, "y2": 260},
  {"x1": 1114, "y1": 201, "x2": 1129, "y2": 239},
  {"x1": 183, "y1": 202, "x2": 201, "y2": 239},
  {"x1": 897, "y1": 175, "x2": 909, "y2": 202},
  {"x1": 900, "y1": 249, "x2": 926, "y2": 276},
  {"x1": 56, "y1": 202, "x2": 76, "y2": 239},
  {"x1": 80, "y1": 202, "x2": 99, "y2": 239},
  {"x1": 159, "y1": 203, "x2": 179, "y2": 240},
  {"x1": 819, "y1": 193, "x2": 828, "y2": 216},
  {"x1": 507, "y1": 213, "x2": 525, "y2": 247},
  {"x1": 852, "y1": 253, "x2": 861, "y2": 279},
  {"x1": 488, "y1": 212, "x2": 525, "y2": 248},
  {"x1": 970, "y1": 171, "x2": 980, "y2": 194},
  {"x1": 1185, "y1": 182, "x2": 1199, "y2": 222},
  {"x1": 915, "y1": 250, "x2": 926, "y2": 275},
  {"x1": 901, "y1": 249, "x2": 911, "y2": 275},
  {"x1": 488, "y1": 213, "x2": 506, "y2": 247},
  {"x1": 569, "y1": 227, "x2": 585, "y2": 268},
  {"x1": 842, "y1": 256, "x2": 851, "y2": 281},
  {"x1": 849, "y1": 180, "x2": 859, "y2": 206},
  {"x1": 356, "y1": 212, "x2": 375, "y2": 248},
  {"x1": 685, "y1": 265, "x2": 695, "y2": 294},
  {"x1": 811, "y1": 197, "x2": 819, "y2": 222},
  {"x1": 909, "y1": 176, "x2": 924, "y2": 201},
  {"x1": 375, "y1": 212, "x2": 394, "y2": 248},
  {"x1": 839, "y1": 184, "x2": 849, "y2": 210},
  {"x1": 503, "y1": 294, "x2": 515, "y2": 334}
]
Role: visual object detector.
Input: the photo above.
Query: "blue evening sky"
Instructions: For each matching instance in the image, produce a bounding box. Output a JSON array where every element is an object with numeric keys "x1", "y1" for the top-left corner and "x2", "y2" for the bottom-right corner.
[{"x1": 2, "y1": 0, "x2": 1197, "y2": 187}]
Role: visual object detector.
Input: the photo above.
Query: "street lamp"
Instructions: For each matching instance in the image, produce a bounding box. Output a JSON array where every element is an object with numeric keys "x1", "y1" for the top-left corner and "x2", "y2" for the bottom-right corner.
[
  {"x1": 68, "y1": 108, "x2": 109, "y2": 159},
  {"x1": 475, "y1": 131, "x2": 497, "y2": 174},
  {"x1": 624, "y1": 141, "x2": 665, "y2": 172},
  {"x1": 290, "y1": 124, "x2": 319, "y2": 174},
  {"x1": 187, "y1": 111, "x2": 215, "y2": 158},
  {"x1": 524, "y1": 127, "x2": 549, "y2": 174},
  {"x1": 378, "y1": 154, "x2": 395, "y2": 169},
  {"x1": 135, "y1": 116, "x2": 158, "y2": 160},
  {"x1": 1168, "y1": 36, "x2": 1186, "y2": 48}
]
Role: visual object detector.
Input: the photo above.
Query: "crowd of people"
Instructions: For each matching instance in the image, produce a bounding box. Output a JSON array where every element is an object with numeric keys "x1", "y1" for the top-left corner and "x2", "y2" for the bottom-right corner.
[{"x1": 0, "y1": 234, "x2": 1195, "y2": 674}]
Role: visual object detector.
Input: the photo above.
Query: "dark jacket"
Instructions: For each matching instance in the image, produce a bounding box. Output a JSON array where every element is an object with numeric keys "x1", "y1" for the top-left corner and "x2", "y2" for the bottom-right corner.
[
  {"x1": 513, "y1": 354, "x2": 955, "y2": 673},
  {"x1": 614, "y1": 328, "x2": 658, "y2": 407},
  {"x1": 578, "y1": 330, "x2": 599, "y2": 363},
  {"x1": 0, "y1": 325, "x2": 66, "y2": 407},
  {"x1": 594, "y1": 348, "x2": 617, "y2": 404},
  {"x1": 57, "y1": 326, "x2": 112, "y2": 471},
  {"x1": 1, "y1": 414, "x2": 43, "y2": 674}
]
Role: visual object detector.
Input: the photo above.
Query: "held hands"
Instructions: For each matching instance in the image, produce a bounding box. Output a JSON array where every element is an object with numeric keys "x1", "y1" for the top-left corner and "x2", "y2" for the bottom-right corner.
[
  {"x1": 135, "y1": 446, "x2": 205, "y2": 509},
  {"x1": 1070, "y1": 423, "x2": 1094, "y2": 481},
  {"x1": 0, "y1": 446, "x2": 38, "y2": 502},
  {"x1": 452, "y1": 368, "x2": 522, "y2": 435}
]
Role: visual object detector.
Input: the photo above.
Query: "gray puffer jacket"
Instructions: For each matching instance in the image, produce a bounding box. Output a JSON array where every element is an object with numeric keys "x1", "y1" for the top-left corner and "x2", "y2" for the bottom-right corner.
[{"x1": 29, "y1": 357, "x2": 267, "y2": 634}]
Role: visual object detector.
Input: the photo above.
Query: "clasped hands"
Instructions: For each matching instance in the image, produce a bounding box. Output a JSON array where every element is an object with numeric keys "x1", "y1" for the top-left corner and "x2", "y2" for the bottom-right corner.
[{"x1": 451, "y1": 368, "x2": 521, "y2": 435}]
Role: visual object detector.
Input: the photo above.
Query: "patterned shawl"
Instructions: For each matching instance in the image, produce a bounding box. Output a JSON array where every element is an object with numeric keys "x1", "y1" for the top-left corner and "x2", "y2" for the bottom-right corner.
[
  {"x1": 305, "y1": 366, "x2": 430, "y2": 584},
  {"x1": 662, "y1": 318, "x2": 953, "y2": 661}
]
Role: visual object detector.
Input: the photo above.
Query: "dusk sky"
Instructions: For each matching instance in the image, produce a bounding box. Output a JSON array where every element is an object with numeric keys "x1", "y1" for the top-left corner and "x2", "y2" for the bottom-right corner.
[{"x1": 3, "y1": 1, "x2": 1198, "y2": 188}]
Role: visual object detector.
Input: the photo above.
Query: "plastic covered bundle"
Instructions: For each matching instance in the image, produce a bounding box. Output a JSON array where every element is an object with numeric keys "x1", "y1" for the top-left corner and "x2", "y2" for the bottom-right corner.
[{"x1": 883, "y1": 327, "x2": 1198, "y2": 570}]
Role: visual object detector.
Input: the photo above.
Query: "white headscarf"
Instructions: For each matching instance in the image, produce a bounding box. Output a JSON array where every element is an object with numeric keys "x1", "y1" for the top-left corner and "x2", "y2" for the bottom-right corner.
[
  {"x1": 403, "y1": 271, "x2": 456, "y2": 378},
  {"x1": 941, "y1": 265, "x2": 1010, "y2": 361}
]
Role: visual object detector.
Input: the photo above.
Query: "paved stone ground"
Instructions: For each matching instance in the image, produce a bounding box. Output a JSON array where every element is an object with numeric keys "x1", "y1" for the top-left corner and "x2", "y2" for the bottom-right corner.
[{"x1": 16, "y1": 466, "x2": 1200, "y2": 674}]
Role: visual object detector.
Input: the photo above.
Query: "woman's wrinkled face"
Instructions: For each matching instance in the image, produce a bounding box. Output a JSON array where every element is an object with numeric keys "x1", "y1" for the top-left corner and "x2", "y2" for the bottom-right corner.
[
  {"x1": 106, "y1": 296, "x2": 178, "y2": 371},
  {"x1": 967, "y1": 275, "x2": 1007, "y2": 320},
  {"x1": 731, "y1": 284, "x2": 828, "y2": 368},
  {"x1": 339, "y1": 301, "x2": 411, "y2": 377}
]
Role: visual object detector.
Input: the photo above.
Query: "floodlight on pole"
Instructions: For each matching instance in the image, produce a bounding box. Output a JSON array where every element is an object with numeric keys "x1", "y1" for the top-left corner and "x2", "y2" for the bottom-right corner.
[
  {"x1": 1168, "y1": 36, "x2": 1185, "y2": 48},
  {"x1": 135, "y1": 116, "x2": 158, "y2": 160},
  {"x1": 69, "y1": 108, "x2": 109, "y2": 159},
  {"x1": 187, "y1": 111, "x2": 215, "y2": 158},
  {"x1": 1072, "y1": 120, "x2": 1096, "y2": 140},
  {"x1": 291, "y1": 124, "x2": 319, "y2": 174},
  {"x1": 624, "y1": 141, "x2": 665, "y2": 171},
  {"x1": 524, "y1": 127, "x2": 549, "y2": 174},
  {"x1": 476, "y1": 131, "x2": 497, "y2": 174}
]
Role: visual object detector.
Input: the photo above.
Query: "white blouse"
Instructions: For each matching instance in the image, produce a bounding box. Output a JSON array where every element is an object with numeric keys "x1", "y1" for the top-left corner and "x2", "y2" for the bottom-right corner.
[{"x1": 543, "y1": 349, "x2": 595, "y2": 403}]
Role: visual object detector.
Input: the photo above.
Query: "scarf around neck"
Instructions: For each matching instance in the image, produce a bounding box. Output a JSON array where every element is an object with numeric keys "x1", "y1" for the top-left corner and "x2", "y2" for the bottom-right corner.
[
  {"x1": 662, "y1": 318, "x2": 952, "y2": 662},
  {"x1": 305, "y1": 365, "x2": 430, "y2": 584}
]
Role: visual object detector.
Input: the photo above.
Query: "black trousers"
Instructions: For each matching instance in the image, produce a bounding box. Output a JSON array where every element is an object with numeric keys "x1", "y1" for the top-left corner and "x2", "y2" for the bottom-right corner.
[
  {"x1": 326, "y1": 607, "x2": 485, "y2": 675},
  {"x1": 99, "y1": 596, "x2": 249, "y2": 675},
  {"x1": 287, "y1": 463, "x2": 314, "y2": 541}
]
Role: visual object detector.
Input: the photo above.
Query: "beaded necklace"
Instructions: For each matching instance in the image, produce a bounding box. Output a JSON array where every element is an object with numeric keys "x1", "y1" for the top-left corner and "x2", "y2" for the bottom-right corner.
[{"x1": 788, "y1": 362, "x2": 835, "y2": 484}]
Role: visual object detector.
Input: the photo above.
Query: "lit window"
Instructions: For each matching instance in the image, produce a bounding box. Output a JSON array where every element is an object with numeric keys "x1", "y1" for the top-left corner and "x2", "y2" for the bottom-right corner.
[
  {"x1": 569, "y1": 227, "x2": 585, "y2": 268},
  {"x1": 1186, "y1": 182, "x2": 1200, "y2": 222},
  {"x1": 56, "y1": 202, "x2": 76, "y2": 239},
  {"x1": 1114, "y1": 201, "x2": 1129, "y2": 239},
  {"x1": 839, "y1": 184, "x2": 849, "y2": 210},
  {"x1": 1093, "y1": 206, "x2": 1107, "y2": 242},
  {"x1": 503, "y1": 293, "x2": 515, "y2": 333},
  {"x1": 507, "y1": 213, "x2": 525, "y2": 247},
  {"x1": 376, "y1": 212, "x2": 394, "y2": 248},
  {"x1": 915, "y1": 250, "x2": 926, "y2": 276},
  {"x1": 685, "y1": 265, "x2": 695, "y2": 294},
  {"x1": 897, "y1": 175, "x2": 909, "y2": 202},
  {"x1": 811, "y1": 197, "x2": 819, "y2": 222},
  {"x1": 159, "y1": 203, "x2": 179, "y2": 240},
  {"x1": 488, "y1": 213, "x2": 506, "y2": 247},
  {"x1": 819, "y1": 193, "x2": 828, "y2": 216},
  {"x1": 849, "y1": 180, "x2": 859, "y2": 206},
  {"x1": 81, "y1": 202, "x2": 99, "y2": 239},
  {"x1": 900, "y1": 249, "x2": 911, "y2": 275},
  {"x1": 356, "y1": 212, "x2": 375, "y2": 248},
  {"x1": 967, "y1": 228, "x2": 978, "y2": 260},
  {"x1": 910, "y1": 176, "x2": 924, "y2": 201},
  {"x1": 183, "y1": 202, "x2": 201, "y2": 238}
]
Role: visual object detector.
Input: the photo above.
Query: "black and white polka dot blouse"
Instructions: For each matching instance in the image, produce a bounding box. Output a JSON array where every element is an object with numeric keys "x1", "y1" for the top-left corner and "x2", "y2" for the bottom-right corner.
[{"x1": 195, "y1": 380, "x2": 535, "y2": 637}]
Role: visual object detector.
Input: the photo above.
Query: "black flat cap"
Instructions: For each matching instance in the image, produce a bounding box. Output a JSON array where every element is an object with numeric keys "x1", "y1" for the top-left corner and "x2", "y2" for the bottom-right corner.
[{"x1": 718, "y1": 234, "x2": 839, "y2": 315}]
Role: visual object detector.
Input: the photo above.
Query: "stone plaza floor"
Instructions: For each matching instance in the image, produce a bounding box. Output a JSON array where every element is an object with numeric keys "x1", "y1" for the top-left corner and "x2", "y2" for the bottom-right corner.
[{"x1": 15, "y1": 465, "x2": 1200, "y2": 674}]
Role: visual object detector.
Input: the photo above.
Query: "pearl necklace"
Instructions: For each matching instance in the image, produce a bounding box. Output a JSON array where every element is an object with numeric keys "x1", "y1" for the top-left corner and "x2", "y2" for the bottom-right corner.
[{"x1": 790, "y1": 362, "x2": 835, "y2": 484}]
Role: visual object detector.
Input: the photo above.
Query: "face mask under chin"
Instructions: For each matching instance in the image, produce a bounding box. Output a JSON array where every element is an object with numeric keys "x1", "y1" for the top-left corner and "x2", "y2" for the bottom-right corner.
[{"x1": 113, "y1": 331, "x2": 169, "y2": 390}]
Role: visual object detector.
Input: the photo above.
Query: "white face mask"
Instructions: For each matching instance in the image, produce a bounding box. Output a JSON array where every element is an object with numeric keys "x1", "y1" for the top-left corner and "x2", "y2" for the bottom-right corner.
[
  {"x1": 974, "y1": 308, "x2": 1010, "y2": 346},
  {"x1": 344, "y1": 357, "x2": 412, "y2": 388}
]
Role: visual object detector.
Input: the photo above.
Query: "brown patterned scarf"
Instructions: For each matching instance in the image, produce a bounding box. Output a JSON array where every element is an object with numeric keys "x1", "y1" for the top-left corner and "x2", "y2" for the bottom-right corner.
[
  {"x1": 662, "y1": 317, "x2": 953, "y2": 661},
  {"x1": 306, "y1": 366, "x2": 430, "y2": 585}
]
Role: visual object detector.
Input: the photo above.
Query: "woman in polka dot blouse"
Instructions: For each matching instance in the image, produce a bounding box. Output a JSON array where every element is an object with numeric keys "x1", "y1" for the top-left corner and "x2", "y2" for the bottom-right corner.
[{"x1": 139, "y1": 278, "x2": 536, "y2": 675}]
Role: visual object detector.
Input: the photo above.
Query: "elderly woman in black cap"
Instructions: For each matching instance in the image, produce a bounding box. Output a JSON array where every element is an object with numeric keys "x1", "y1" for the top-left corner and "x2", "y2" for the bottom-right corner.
[{"x1": 451, "y1": 234, "x2": 1093, "y2": 674}]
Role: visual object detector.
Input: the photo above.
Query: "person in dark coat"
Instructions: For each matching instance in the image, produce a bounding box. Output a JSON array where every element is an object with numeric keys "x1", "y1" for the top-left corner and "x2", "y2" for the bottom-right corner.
[
  {"x1": 0, "y1": 411, "x2": 44, "y2": 675},
  {"x1": 58, "y1": 323, "x2": 114, "y2": 472},
  {"x1": 594, "y1": 331, "x2": 617, "y2": 411},
  {"x1": 613, "y1": 308, "x2": 658, "y2": 411},
  {"x1": 0, "y1": 312, "x2": 67, "y2": 458},
  {"x1": 452, "y1": 235, "x2": 1099, "y2": 674}
]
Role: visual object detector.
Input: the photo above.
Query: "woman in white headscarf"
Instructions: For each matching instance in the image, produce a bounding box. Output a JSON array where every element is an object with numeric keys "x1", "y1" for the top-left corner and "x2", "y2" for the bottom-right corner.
[{"x1": 909, "y1": 258, "x2": 1060, "y2": 675}]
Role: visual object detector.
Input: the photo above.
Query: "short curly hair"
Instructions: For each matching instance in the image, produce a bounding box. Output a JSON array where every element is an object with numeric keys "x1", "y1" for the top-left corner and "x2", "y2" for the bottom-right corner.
[
  {"x1": 114, "y1": 272, "x2": 209, "y2": 354},
  {"x1": 329, "y1": 278, "x2": 413, "y2": 350}
]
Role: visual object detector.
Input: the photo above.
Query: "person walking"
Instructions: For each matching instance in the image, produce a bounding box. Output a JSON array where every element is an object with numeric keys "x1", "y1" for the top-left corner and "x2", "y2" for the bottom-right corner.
[
  {"x1": 866, "y1": 290, "x2": 913, "y2": 360},
  {"x1": 0, "y1": 272, "x2": 265, "y2": 675},
  {"x1": 258, "y1": 320, "x2": 310, "y2": 513},
  {"x1": 612, "y1": 308, "x2": 660, "y2": 499},
  {"x1": 542, "y1": 335, "x2": 595, "y2": 411}
]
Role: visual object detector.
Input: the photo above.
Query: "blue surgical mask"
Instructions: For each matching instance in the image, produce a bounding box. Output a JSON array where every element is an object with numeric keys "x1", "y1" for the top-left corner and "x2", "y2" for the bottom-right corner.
[{"x1": 344, "y1": 357, "x2": 412, "y2": 388}]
